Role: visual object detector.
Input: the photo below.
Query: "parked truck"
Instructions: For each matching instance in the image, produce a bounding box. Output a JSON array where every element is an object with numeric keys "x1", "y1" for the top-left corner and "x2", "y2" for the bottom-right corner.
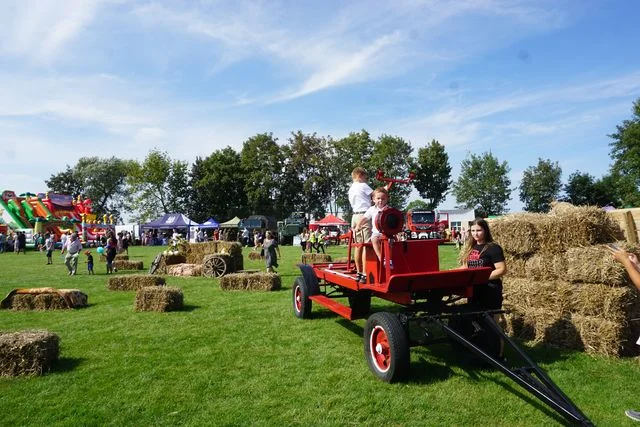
[
  {"x1": 405, "y1": 209, "x2": 449, "y2": 240},
  {"x1": 277, "y1": 212, "x2": 307, "y2": 245}
]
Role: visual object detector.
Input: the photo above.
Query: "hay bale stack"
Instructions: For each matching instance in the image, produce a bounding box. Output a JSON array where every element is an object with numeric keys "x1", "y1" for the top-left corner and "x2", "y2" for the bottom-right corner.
[
  {"x1": 0, "y1": 331, "x2": 60, "y2": 376},
  {"x1": 113, "y1": 260, "x2": 144, "y2": 271},
  {"x1": 167, "y1": 263, "x2": 202, "y2": 276},
  {"x1": 134, "y1": 286, "x2": 183, "y2": 312},
  {"x1": 499, "y1": 203, "x2": 638, "y2": 357},
  {"x1": 164, "y1": 254, "x2": 187, "y2": 266},
  {"x1": 185, "y1": 241, "x2": 244, "y2": 271},
  {"x1": 248, "y1": 252, "x2": 263, "y2": 261},
  {"x1": 489, "y1": 213, "x2": 541, "y2": 255},
  {"x1": 301, "y1": 253, "x2": 332, "y2": 264},
  {"x1": 107, "y1": 275, "x2": 165, "y2": 291},
  {"x1": 220, "y1": 272, "x2": 281, "y2": 291},
  {"x1": 202, "y1": 254, "x2": 234, "y2": 277},
  {"x1": 333, "y1": 257, "x2": 354, "y2": 264},
  {"x1": 114, "y1": 254, "x2": 129, "y2": 260}
]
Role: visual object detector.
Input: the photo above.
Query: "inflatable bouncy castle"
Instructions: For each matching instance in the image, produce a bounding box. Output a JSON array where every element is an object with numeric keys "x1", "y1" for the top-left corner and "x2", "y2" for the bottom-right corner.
[{"x1": 0, "y1": 190, "x2": 114, "y2": 243}]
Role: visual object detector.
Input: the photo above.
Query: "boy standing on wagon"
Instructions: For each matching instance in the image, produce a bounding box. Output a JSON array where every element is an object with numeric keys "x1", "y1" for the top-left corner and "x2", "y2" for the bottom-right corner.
[
  {"x1": 355, "y1": 187, "x2": 390, "y2": 278},
  {"x1": 348, "y1": 167, "x2": 373, "y2": 283}
]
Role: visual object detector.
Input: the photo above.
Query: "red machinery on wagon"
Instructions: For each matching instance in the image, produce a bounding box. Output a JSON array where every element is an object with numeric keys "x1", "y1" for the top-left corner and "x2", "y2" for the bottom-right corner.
[{"x1": 292, "y1": 172, "x2": 592, "y2": 426}]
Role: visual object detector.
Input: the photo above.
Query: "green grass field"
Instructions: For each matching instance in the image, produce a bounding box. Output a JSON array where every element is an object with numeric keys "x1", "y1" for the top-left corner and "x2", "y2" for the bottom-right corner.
[{"x1": 1, "y1": 243, "x2": 639, "y2": 426}]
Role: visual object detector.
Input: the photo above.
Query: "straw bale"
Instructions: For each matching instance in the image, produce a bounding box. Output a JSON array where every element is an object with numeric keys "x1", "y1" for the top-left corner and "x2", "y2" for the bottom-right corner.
[
  {"x1": 504, "y1": 253, "x2": 528, "y2": 278},
  {"x1": 164, "y1": 254, "x2": 187, "y2": 266},
  {"x1": 107, "y1": 275, "x2": 166, "y2": 291},
  {"x1": 167, "y1": 263, "x2": 202, "y2": 277},
  {"x1": 503, "y1": 277, "x2": 640, "y2": 322},
  {"x1": 0, "y1": 331, "x2": 60, "y2": 376},
  {"x1": 8, "y1": 294, "x2": 35, "y2": 310},
  {"x1": 248, "y1": 252, "x2": 263, "y2": 261},
  {"x1": 524, "y1": 252, "x2": 567, "y2": 281},
  {"x1": 185, "y1": 241, "x2": 244, "y2": 271},
  {"x1": 565, "y1": 245, "x2": 629, "y2": 286},
  {"x1": 220, "y1": 272, "x2": 281, "y2": 291},
  {"x1": 333, "y1": 257, "x2": 354, "y2": 264},
  {"x1": 58, "y1": 289, "x2": 88, "y2": 308},
  {"x1": 185, "y1": 241, "x2": 218, "y2": 263},
  {"x1": 301, "y1": 253, "x2": 332, "y2": 264},
  {"x1": 489, "y1": 213, "x2": 542, "y2": 255},
  {"x1": 113, "y1": 260, "x2": 144, "y2": 271},
  {"x1": 33, "y1": 294, "x2": 68, "y2": 310},
  {"x1": 134, "y1": 286, "x2": 183, "y2": 312},
  {"x1": 114, "y1": 254, "x2": 129, "y2": 260}
]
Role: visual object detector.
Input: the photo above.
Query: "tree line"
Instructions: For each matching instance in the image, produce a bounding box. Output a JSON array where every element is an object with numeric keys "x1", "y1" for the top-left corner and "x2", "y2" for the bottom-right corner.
[{"x1": 45, "y1": 98, "x2": 640, "y2": 223}]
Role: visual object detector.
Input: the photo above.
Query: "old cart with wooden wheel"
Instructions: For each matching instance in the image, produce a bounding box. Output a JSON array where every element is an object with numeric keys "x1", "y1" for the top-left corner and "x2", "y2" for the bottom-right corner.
[
  {"x1": 202, "y1": 253, "x2": 233, "y2": 278},
  {"x1": 292, "y1": 172, "x2": 593, "y2": 426}
]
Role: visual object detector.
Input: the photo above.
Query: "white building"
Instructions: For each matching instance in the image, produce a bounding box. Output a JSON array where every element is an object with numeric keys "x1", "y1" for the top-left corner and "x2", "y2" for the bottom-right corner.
[{"x1": 439, "y1": 208, "x2": 476, "y2": 231}]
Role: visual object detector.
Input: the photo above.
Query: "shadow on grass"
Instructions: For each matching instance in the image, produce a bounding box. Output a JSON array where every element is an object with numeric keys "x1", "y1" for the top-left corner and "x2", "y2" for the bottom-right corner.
[
  {"x1": 51, "y1": 357, "x2": 84, "y2": 374},
  {"x1": 181, "y1": 304, "x2": 199, "y2": 312},
  {"x1": 336, "y1": 318, "x2": 364, "y2": 336}
]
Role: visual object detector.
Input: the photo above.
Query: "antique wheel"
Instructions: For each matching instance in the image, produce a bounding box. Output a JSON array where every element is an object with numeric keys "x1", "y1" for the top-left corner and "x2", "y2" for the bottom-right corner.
[
  {"x1": 203, "y1": 255, "x2": 228, "y2": 277},
  {"x1": 292, "y1": 276, "x2": 313, "y2": 319},
  {"x1": 149, "y1": 254, "x2": 163, "y2": 275},
  {"x1": 364, "y1": 312, "x2": 409, "y2": 383}
]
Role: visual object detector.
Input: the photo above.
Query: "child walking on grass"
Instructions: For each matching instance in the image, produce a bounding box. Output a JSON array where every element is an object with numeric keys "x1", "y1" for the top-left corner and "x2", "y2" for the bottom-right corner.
[{"x1": 85, "y1": 250, "x2": 94, "y2": 275}]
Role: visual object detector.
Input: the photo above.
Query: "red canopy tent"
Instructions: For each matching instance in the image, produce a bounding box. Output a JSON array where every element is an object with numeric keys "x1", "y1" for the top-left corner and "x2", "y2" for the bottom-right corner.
[{"x1": 309, "y1": 214, "x2": 348, "y2": 230}]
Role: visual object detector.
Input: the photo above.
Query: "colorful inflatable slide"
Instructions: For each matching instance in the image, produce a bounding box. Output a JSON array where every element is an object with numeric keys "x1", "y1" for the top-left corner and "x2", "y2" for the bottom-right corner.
[{"x1": 0, "y1": 190, "x2": 113, "y2": 242}]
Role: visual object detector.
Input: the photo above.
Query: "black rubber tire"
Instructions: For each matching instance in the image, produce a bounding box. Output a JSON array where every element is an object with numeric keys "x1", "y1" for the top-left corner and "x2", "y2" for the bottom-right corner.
[
  {"x1": 364, "y1": 312, "x2": 410, "y2": 382},
  {"x1": 293, "y1": 276, "x2": 313, "y2": 319}
]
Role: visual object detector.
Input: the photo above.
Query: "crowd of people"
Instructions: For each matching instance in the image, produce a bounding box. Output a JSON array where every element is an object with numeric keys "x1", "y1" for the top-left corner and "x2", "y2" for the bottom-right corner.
[{"x1": 0, "y1": 230, "x2": 27, "y2": 254}]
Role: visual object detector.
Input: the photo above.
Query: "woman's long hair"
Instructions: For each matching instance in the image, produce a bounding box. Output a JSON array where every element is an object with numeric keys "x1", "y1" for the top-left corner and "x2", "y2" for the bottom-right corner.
[{"x1": 460, "y1": 218, "x2": 495, "y2": 265}]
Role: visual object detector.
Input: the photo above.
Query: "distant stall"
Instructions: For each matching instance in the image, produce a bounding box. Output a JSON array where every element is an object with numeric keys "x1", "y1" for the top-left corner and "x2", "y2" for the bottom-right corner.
[{"x1": 141, "y1": 213, "x2": 200, "y2": 243}]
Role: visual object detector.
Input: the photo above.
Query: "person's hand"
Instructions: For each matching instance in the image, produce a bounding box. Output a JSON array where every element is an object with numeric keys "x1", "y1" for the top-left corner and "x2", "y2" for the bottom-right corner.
[{"x1": 607, "y1": 245, "x2": 632, "y2": 265}]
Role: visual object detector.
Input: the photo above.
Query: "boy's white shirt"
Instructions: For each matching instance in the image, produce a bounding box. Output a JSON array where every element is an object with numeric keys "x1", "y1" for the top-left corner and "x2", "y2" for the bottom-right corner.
[{"x1": 348, "y1": 181, "x2": 373, "y2": 212}]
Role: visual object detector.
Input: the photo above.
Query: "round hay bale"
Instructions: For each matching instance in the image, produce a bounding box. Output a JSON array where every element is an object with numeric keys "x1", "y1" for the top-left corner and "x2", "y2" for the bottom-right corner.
[
  {"x1": 220, "y1": 272, "x2": 281, "y2": 291},
  {"x1": 134, "y1": 286, "x2": 183, "y2": 312},
  {"x1": 0, "y1": 330, "x2": 60, "y2": 376},
  {"x1": 114, "y1": 254, "x2": 129, "y2": 260},
  {"x1": 107, "y1": 275, "x2": 166, "y2": 291},
  {"x1": 113, "y1": 260, "x2": 144, "y2": 271},
  {"x1": 167, "y1": 263, "x2": 202, "y2": 277},
  {"x1": 301, "y1": 253, "x2": 332, "y2": 264}
]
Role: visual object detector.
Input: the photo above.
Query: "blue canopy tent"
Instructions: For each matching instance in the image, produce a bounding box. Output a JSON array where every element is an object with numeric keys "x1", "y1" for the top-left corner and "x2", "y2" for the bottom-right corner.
[
  {"x1": 141, "y1": 213, "x2": 200, "y2": 240},
  {"x1": 199, "y1": 218, "x2": 220, "y2": 228}
]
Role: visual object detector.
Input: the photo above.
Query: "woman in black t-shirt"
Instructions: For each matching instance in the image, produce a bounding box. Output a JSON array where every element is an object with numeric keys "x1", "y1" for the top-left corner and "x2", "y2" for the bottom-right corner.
[
  {"x1": 460, "y1": 218, "x2": 507, "y2": 309},
  {"x1": 460, "y1": 218, "x2": 508, "y2": 359}
]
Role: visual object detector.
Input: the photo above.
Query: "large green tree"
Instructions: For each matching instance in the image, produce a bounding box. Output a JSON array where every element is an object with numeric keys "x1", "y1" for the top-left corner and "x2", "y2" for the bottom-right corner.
[
  {"x1": 411, "y1": 139, "x2": 452, "y2": 210},
  {"x1": 240, "y1": 133, "x2": 283, "y2": 217},
  {"x1": 127, "y1": 150, "x2": 189, "y2": 222},
  {"x1": 564, "y1": 171, "x2": 600, "y2": 206},
  {"x1": 519, "y1": 158, "x2": 562, "y2": 212},
  {"x1": 45, "y1": 165, "x2": 84, "y2": 196},
  {"x1": 51, "y1": 157, "x2": 134, "y2": 217},
  {"x1": 452, "y1": 152, "x2": 512, "y2": 216},
  {"x1": 189, "y1": 147, "x2": 248, "y2": 223},
  {"x1": 369, "y1": 134, "x2": 413, "y2": 209},
  {"x1": 281, "y1": 131, "x2": 332, "y2": 219},
  {"x1": 609, "y1": 97, "x2": 640, "y2": 206}
]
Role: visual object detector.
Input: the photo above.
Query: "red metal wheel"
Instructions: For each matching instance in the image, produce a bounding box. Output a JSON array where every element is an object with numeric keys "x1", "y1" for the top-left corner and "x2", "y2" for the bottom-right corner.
[
  {"x1": 370, "y1": 325, "x2": 392, "y2": 373},
  {"x1": 292, "y1": 276, "x2": 313, "y2": 319},
  {"x1": 364, "y1": 312, "x2": 409, "y2": 382}
]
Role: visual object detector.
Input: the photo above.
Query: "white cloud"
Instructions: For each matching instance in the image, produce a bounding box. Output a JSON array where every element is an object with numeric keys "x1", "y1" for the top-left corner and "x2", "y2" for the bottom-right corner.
[{"x1": 0, "y1": 0, "x2": 102, "y2": 63}]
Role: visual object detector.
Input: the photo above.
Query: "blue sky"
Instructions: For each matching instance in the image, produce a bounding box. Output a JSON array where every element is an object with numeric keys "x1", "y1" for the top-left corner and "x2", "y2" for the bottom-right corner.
[{"x1": 1, "y1": 0, "x2": 639, "y2": 212}]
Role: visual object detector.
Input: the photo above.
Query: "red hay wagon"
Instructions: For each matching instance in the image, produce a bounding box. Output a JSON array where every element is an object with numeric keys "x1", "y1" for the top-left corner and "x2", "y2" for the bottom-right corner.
[{"x1": 291, "y1": 173, "x2": 592, "y2": 426}]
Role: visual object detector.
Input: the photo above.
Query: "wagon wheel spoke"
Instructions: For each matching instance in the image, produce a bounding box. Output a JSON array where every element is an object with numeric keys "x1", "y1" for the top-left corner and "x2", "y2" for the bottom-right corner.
[{"x1": 212, "y1": 256, "x2": 227, "y2": 277}]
